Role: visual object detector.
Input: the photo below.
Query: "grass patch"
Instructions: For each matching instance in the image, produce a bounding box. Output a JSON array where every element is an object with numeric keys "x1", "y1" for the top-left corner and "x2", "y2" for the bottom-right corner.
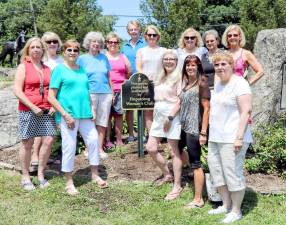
[{"x1": 0, "y1": 170, "x2": 285, "y2": 225}]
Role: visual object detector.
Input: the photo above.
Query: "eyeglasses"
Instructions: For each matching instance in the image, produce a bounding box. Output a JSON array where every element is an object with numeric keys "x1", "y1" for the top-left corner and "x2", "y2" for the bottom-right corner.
[
  {"x1": 107, "y1": 41, "x2": 120, "y2": 45},
  {"x1": 227, "y1": 33, "x2": 239, "y2": 38},
  {"x1": 184, "y1": 36, "x2": 196, "y2": 41},
  {"x1": 46, "y1": 40, "x2": 59, "y2": 44},
  {"x1": 206, "y1": 39, "x2": 216, "y2": 43},
  {"x1": 66, "y1": 48, "x2": 79, "y2": 53},
  {"x1": 146, "y1": 33, "x2": 158, "y2": 38},
  {"x1": 163, "y1": 58, "x2": 177, "y2": 62},
  {"x1": 129, "y1": 28, "x2": 139, "y2": 32}
]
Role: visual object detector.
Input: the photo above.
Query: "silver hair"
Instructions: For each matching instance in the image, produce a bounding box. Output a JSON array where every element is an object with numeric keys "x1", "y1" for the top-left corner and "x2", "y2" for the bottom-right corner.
[{"x1": 82, "y1": 31, "x2": 105, "y2": 50}]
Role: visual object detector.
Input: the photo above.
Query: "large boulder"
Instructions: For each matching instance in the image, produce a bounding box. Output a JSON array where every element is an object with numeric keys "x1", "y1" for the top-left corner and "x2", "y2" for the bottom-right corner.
[
  {"x1": 0, "y1": 85, "x2": 19, "y2": 149},
  {"x1": 251, "y1": 28, "x2": 286, "y2": 128}
]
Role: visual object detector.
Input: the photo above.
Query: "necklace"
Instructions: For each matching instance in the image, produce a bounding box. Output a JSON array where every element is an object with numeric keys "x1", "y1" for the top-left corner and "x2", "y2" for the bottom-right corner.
[
  {"x1": 33, "y1": 62, "x2": 45, "y2": 98},
  {"x1": 183, "y1": 78, "x2": 198, "y2": 91}
]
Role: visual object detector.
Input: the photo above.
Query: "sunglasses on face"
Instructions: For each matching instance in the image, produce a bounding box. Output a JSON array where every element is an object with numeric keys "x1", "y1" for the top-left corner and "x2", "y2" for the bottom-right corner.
[
  {"x1": 107, "y1": 41, "x2": 120, "y2": 45},
  {"x1": 184, "y1": 36, "x2": 196, "y2": 41},
  {"x1": 146, "y1": 33, "x2": 158, "y2": 38},
  {"x1": 46, "y1": 40, "x2": 59, "y2": 44},
  {"x1": 66, "y1": 48, "x2": 79, "y2": 53},
  {"x1": 227, "y1": 33, "x2": 239, "y2": 38}
]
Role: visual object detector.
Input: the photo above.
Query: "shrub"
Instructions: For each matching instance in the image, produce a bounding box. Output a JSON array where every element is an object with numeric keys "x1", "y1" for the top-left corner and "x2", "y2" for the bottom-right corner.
[{"x1": 245, "y1": 113, "x2": 286, "y2": 177}]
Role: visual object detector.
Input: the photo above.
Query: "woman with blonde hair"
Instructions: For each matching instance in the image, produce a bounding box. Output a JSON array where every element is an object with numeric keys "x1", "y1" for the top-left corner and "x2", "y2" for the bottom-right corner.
[
  {"x1": 136, "y1": 25, "x2": 166, "y2": 135},
  {"x1": 14, "y1": 37, "x2": 57, "y2": 190},
  {"x1": 177, "y1": 27, "x2": 208, "y2": 69},
  {"x1": 207, "y1": 52, "x2": 252, "y2": 223},
  {"x1": 31, "y1": 32, "x2": 64, "y2": 166},
  {"x1": 221, "y1": 24, "x2": 263, "y2": 85},
  {"x1": 146, "y1": 49, "x2": 182, "y2": 200}
]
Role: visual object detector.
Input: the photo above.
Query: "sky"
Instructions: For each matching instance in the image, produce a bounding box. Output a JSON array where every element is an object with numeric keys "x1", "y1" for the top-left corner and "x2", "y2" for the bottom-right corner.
[{"x1": 97, "y1": 0, "x2": 143, "y2": 40}]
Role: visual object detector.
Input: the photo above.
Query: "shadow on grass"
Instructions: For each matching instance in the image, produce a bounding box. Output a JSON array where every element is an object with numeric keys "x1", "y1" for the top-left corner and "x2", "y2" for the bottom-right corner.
[{"x1": 73, "y1": 164, "x2": 108, "y2": 187}]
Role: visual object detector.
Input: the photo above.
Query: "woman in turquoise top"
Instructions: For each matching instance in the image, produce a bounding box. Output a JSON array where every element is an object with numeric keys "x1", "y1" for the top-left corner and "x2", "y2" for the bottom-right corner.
[
  {"x1": 48, "y1": 40, "x2": 108, "y2": 195},
  {"x1": 77, "y1": 31, "x2": 113, "y2": 160}
]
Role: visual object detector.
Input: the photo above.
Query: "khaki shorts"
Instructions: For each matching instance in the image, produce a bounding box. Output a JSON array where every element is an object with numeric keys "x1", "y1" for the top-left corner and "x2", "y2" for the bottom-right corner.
[
  {"x1": 207, "y1": 142, "x2": 249, "y2": 192},
  {"x1": 90, "y1": 93, "x2": 112, "y2": 127}
]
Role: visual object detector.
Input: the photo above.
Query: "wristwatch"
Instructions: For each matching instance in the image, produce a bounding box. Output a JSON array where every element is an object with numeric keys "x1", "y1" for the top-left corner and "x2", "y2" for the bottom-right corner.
[{"x1": 168, "y1": 116, "x2": 174, "y2": 121}]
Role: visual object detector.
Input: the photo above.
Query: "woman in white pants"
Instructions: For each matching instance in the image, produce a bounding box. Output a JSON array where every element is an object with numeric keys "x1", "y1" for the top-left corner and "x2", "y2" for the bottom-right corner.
[
  {"x1": 48, "y1": 40, "x2": 107, "y2": 195},
  {"x1": 207, "y1": 52, "x2": 252, "y2": 223}
]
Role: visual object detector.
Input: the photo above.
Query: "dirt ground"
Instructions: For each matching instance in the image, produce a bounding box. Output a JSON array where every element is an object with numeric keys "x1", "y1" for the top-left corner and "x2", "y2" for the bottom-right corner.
[{"x1": 0, "y1": 141, "x2": 286, "y2": 195}]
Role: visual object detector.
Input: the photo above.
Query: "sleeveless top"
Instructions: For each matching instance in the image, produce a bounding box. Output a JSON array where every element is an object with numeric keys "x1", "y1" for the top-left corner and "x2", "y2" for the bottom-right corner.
[
  {"x1": 108, "y1": 54, "x2": 127, "y2": 93},
  {"x1": 234, "y1": 49, "x2": 248, "y2": 77},
  {"x1": 140, "y1": 46, "x2": 166, "y2": 81},
  {"x1": 18, "y1": 60, "x2": 52, "y2": 111},
  {"x1": 179, "y1": 75, "x2": 210, "y2": 135}
]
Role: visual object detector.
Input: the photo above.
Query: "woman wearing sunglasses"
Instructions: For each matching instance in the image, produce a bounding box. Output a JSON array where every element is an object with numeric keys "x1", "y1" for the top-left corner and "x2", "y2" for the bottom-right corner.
[
  {"x1": 77, "y1": 32, "x2": 113, "y2": 160},
  {"x1": 105, "y1": 32, "x2": 131, "y2": 147},
  {"x1": 48, "y1": 40, "x2": 107, "y2": 195},
  {"x1": 136, "y1": 25, "x2": 166, "y2": 135},
  {"x1": 13, "y1": 37, "x2": 57, "y2": 190},
  {"x1": 221, "y1": 24, "x2": 263, "y2": 85},
  {"x1": 177, "y1": 27, "x2": 208, "y2": 69},
  {"x1": 30, "y1": 32, "x2": 64, "y2": 167}
]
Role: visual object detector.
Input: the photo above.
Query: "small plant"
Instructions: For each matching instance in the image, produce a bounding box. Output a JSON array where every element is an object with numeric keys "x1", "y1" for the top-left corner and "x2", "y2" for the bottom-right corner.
[{"x1": 245, "y1": 113, "x2": 286, "y2": 177}]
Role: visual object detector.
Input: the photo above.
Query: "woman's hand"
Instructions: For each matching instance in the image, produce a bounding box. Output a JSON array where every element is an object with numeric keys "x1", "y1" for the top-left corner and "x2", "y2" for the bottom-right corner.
[
  {"x1": 64, "y1": 113, "x2": 75, "y2": 129},
  {"x1": 199, "y1": 134, "x2": 207, "y2": 145},
  {"x1": 234, "y1": 139, "x2": 243, "y2": 153},
  {"x1": 48, "y1": 107, "x2": 56, "y2": 116},
  {"x1": 31, "y1": 106, "x2": 43, "y2": 116},
  {"x1": 163, "y1": 120, "x2": 171, "y2": 132}
]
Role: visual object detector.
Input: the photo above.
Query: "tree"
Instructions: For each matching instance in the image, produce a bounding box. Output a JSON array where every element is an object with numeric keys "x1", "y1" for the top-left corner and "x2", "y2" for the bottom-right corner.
[
  {"x1": 0, "y1": 0, "x2": 46, "y2": 42},
  {"x1": 139, "y1": 0, "x2": 204, "y2": 48},
  {"x1": 37, "y1": 0, "x2": 117, "y2": 42}
]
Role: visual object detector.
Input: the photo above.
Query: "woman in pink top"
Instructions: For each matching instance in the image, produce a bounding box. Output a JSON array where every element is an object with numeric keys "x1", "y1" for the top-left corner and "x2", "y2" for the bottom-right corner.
[
  {"x1": 13, "y1": 37, "x2": 57, "y2": 190},
  {"x1": 105, "y1": 32, "x2": 131, "y2": 146},
  {"x1": 146, "y1": 49, "x2": 182, "y2": 201},
  {"x1": 222, "y1": 24, "x2": 264, "y2": 85}
]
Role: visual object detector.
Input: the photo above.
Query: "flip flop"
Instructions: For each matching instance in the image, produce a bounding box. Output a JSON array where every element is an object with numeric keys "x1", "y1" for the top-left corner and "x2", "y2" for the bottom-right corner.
[
  {"x1": 39, "y1": 179, "x2": 50, "y2": 189},
  {"x1": 153, "y1": 175, "x2": 174, "y2": 187},
  {"x1": 92, "y1": 177, "x2": 108, "y2": 189},
  {"x1": 184, "y1": 200, "x2": 204, "y2": 209},
  {"x1": 164, "y1": 187, "x2": 183, "y2": 200},
  {"x1": 21, "y1": 181, "x2": 36, "y2": 191}
]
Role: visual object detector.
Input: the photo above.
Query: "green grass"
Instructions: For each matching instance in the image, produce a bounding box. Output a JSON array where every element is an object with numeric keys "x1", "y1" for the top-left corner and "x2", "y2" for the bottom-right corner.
[{"x1": 0, "y1": 170, "x2": 285, "y2": 225}]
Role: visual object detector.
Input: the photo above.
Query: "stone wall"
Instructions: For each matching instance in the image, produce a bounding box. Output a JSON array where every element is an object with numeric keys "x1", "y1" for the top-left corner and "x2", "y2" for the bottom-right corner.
[
  {"x1": 251, "y1": 28, "x2": 286, "y2": 129},
  {"x1": 0, "y1": 85, "x2": 19, "y2": 149}
]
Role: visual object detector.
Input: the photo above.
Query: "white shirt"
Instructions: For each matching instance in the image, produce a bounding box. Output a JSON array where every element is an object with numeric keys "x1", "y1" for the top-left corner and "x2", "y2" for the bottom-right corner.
[
  {"x1": 177, "y1": 47, "x2": 208, "y2": 70},
  {"x1": 209, "y1": 76, "x2": 253, "y2": 143},
  {"x1": 43, "y1": 56, "x2": 64, "y2": 70},
  {"x1": 138, "y1": 46, "x2": 166, "y2": 81}
]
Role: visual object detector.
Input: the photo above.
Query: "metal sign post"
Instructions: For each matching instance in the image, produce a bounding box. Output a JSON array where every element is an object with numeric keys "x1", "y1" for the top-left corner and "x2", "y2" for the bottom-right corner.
[{"x1": 121, "y1": 73, "x2": 154, "y2": 158}]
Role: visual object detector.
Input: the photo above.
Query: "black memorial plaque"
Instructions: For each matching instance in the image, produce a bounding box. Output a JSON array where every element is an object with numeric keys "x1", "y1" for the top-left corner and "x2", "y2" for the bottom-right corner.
[{"x1": 121, "y1": 73, "x2": 155, "y2": 110}]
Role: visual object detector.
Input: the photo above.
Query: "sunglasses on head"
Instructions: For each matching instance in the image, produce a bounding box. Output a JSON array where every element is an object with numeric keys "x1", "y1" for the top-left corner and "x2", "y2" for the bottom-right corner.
[
  {"x1": 66, "y1": 48, "x2": 79, "y2": 53},
  {"x1": 46, "y1": 40, "x2": 59, "y2": 44},
  {"x1": 227, "y1": 33, "x2": 239, "y2": 38},
  {"x1": 146, "y1": 33, "x2": 158, "y2": 38},
  {"x1": 107, "y1": 41, "x2": 119, "y2": 45},
  {"x1": 184, "y1": 36, "x2": 196, "y2": 41}
]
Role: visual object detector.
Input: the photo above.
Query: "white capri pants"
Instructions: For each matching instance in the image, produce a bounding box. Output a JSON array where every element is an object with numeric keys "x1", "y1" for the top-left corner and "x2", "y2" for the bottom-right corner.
[
  {"x1": 207, "y1": 142, "x2": 249, "y2": 192},
  {"x1": 60, "y1": 118, "x2": 99, "y2": 172}
]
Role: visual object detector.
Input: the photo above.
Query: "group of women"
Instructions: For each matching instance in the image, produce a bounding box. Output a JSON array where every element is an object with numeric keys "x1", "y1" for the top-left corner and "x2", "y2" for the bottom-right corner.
[{"x1": 13, "y1": 21, "x2": 263, "y2": 223}]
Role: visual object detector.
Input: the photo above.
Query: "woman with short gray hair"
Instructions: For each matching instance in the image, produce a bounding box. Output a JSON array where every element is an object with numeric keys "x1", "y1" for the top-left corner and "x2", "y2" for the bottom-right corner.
[{"x1": 77, "y1": 31, "x2": 113, "y2": 160}]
